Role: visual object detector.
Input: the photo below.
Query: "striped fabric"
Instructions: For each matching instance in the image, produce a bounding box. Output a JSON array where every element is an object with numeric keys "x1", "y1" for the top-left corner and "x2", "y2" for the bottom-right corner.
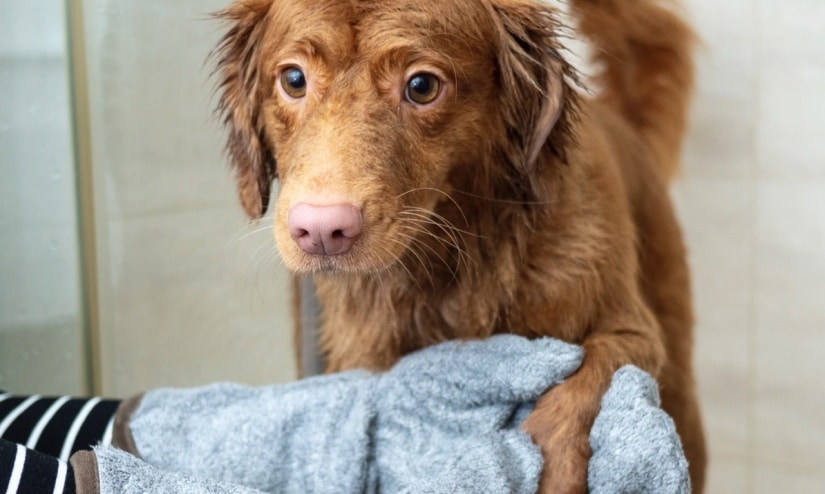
[
  {"x1": 0, "y1": 391, "x2": 120, "y2": 493},
  {"x1": 0, "y1": 440, "x2": 76, "y2": 494},
  {"x1": 0, "y1": 392, "x2": 119, "y2": 461}
]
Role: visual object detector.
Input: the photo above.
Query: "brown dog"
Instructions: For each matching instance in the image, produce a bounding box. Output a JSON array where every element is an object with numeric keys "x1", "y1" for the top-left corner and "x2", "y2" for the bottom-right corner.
[{"x1": 213, "y1": 0, "x2": 707, "y2": 491}]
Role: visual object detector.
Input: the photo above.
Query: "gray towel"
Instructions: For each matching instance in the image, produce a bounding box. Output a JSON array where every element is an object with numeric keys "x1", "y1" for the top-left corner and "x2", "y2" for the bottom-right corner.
[{"x1": 94, "y1": 335, "x2": 689, "y2": 493}]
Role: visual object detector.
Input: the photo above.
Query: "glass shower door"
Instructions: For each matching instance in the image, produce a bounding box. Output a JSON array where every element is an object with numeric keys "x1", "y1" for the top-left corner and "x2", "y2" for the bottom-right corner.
[
  {"x1": 0, "y1": 1, "x2": 90, "y2": 395},
  {"x1": 1, "y1": 0, "x2": 296, "y2": 398}
]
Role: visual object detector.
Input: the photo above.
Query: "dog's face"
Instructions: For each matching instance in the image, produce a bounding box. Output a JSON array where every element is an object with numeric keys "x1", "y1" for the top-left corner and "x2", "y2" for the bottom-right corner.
[{"x1": 215, "y1": 0, "x2": 569, "y2": 273}]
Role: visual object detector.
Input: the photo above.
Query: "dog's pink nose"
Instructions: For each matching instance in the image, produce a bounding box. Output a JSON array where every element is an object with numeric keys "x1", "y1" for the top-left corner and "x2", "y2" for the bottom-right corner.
[{"x1": 287, "y1": 203, "x2": 362, "y2": 256}]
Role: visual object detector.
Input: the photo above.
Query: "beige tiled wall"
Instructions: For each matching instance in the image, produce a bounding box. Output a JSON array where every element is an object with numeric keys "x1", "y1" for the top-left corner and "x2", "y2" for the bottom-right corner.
[
  {"x1": 80, "y1": 0, "x2": 296, "y2": 395},
  {"x1": 677, "y1": 0, "x2": 825, "y2": 492}
]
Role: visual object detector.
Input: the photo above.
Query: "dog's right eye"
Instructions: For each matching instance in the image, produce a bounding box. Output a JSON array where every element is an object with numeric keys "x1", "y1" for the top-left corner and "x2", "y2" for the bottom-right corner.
[
  {"x1": 405, "y1": 73, "x2": 441, "y2": 105},
  {"x1": 280, "y1": 67, "x2": 307, "y2": 99}
]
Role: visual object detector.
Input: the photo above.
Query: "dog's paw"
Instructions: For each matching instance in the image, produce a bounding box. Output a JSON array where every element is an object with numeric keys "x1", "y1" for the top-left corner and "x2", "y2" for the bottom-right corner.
[
  {"x1": 521, "y1": 386, "x2": 593, "y2": 494},
  {"x1": 534, "y1": 442, "x2": 589, "y2": 494}
]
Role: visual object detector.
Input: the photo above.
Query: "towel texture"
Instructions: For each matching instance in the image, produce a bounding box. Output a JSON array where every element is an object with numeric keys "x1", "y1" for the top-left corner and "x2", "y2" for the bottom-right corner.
[{"x1": 93, "y1": 335, "x2": 689, "y2": 494}]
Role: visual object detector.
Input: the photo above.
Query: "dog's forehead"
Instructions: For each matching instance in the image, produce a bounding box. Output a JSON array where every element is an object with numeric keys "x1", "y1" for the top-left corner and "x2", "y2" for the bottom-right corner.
[
  {"x1": 265, "y1": 0, "x2": 356, "y2": 59},
  {"x1": 269, "y1": 0, "x2": 494, "y2": 58},
  {"x1": 353, "y1": 0, "x2": 494, "y2": 50},
  {"x1": 353, "y1": 0, "x2": 492, "y2": 30}
]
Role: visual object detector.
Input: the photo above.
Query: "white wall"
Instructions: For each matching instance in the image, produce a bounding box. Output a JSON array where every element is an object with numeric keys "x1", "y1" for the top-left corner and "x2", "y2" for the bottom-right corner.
[
  {"x1": 677, "y1": 0, "x2": 825, "y2": 492},
  {"x1": 0, "y1": 0, "x2": 66, "y2": 58}
]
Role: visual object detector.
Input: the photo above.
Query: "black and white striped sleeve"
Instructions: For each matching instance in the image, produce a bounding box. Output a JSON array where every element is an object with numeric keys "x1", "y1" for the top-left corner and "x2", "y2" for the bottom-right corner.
[
  {"x1": 0, "y1": 438, "x2": 77, "y2": 494},
  {"x1": 0, "y1": 392, "x2": 120, "y2": 461}
]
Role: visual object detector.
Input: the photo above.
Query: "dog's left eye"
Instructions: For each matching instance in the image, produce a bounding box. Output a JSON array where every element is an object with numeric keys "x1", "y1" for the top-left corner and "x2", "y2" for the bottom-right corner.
[
  {"x1": 405, "y1": 73, "x2": 441, "y2": 105},
  {"x1": 280, "y1": 67, "x2": 307, "y2": 99}
]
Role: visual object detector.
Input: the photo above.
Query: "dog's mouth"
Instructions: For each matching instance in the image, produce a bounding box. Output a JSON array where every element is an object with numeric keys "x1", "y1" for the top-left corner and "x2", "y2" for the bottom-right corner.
[
  {"x1": 276, "y1": 228, "x2": 406, "y2": 275},
  {"x1": 298, "y1": 254, "x2": 360, "y2": 273}
]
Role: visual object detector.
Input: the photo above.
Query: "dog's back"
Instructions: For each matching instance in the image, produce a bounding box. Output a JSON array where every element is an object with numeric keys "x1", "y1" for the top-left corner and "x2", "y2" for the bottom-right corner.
[
  {"x1": 573, "y1": 0, "x2": 695, "y2": 180},
  {"x1": 573, "y1": 2, "x2": 707, "y2": 490}
]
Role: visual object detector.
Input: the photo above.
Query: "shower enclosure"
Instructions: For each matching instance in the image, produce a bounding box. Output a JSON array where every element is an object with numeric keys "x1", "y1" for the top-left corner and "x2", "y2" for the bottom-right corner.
[{"x1": 0, "y1": 0, "x2": 295, "y2": 397}]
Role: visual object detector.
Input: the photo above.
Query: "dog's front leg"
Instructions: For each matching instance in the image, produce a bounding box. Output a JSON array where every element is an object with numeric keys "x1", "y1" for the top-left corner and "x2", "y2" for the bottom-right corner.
[{"x1": 521, "y1": 308, "x2": 665, "y2": 494}]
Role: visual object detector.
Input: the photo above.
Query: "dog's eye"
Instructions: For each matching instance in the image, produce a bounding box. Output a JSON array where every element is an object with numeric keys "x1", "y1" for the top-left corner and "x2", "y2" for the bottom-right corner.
[
  {"x1": 280, "y1": 67, "x2": 307, "y2": 99},
  {"x1": 405, "y1": 73, "x2": 441, "y2": 105}
]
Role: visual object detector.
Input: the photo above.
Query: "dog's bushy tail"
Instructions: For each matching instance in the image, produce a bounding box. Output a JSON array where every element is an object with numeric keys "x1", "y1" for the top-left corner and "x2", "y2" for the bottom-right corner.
[{"x1": 571, "y1": 0, "x2": 695, "y2": 181}]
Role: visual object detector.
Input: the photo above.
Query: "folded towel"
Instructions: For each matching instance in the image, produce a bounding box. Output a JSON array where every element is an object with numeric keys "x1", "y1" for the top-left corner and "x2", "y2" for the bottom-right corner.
[{"x1": 89, "y1": 335, "x2": 689, "y2": 494}]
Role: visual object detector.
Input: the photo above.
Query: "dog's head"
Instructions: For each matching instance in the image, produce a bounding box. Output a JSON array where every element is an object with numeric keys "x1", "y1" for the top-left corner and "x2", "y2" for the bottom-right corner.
[{"x1": 214, "y1": 0, "x2": 575, "y2": 273}]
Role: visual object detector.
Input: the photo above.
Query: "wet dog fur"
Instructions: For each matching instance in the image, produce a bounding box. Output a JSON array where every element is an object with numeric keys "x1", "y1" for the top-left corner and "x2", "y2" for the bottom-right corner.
[{"x1": 213, "y1": 0, "x2": 707, "y2": 491}]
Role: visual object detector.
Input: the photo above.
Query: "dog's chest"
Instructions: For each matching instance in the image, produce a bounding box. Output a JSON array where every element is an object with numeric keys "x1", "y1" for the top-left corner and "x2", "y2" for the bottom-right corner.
[{"x1": 317, "y1": 269, "x2": 585, "y2": 372}]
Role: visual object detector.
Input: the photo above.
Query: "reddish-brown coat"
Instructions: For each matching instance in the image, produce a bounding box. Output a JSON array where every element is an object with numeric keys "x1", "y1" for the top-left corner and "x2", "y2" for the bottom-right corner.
[{"x1": 214, "y1": 0, "x2": 707, "y2": 491}]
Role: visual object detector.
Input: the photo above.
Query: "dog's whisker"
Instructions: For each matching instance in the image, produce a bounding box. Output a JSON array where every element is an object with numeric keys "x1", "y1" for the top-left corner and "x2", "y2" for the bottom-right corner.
[
  {"x1": 398, "y1": 217, "x2": 464, "y2": 262},
  {"x1": 223, "y1": 221, "x2": 273, "y2": 254},
  {"x1": 245, "y1": 239, "x2": 280, "y2": 278},
  {"x1": 396, "y1": 211, "x2": 477, "y2": 278},
  {"x1": 398, "y1": 221, "x2": 461, "y2": 265},
  {"x1": 418, "y1": 213, "x2": 467, "y2": 248},
  {"x1": 396, "y1": 230, "x2": 441, "y2": 276},
  {"x1": 243, "y1": 241, "x2": 270, "y2": 274},
  {"x1": 398, "y1": 213, "x2": 458, "y2": 244},
  {"x1": 379, "y1": 242, "x2": 422, "y2": 290},
  {"x1": 449, "y1": 189, "x2": 561, "y2": 207},
  {"x1": 398, "y1": 209, "x2": 469, "y2": 256},
  {"x1": 250, "y1": 245, "x2": 286, "y2": 297},
  {"x1": 366, "y1": 259, "x2": 390, "y2": 295},
  {"x1": 396, "y1": 188, "x2": 470, "y2": 227},
  {"x1": 398, "y1": 226, "x2": 463, "y2": 281},
  {"x1": 238, "y1": 224, "x2": 274, "y2": 242},
  {"x1": 398, "y1": 208, "x2": 475, "y2": 256},
  {"x1": 398, "y1": 207, "x2": 486, "y2": 239},
  {"x1": 394, "y1": 231, "x2": 432, "y2": 268},
  {"x1": 388, "y1": 236, "x2": 434, "y2": 286}
]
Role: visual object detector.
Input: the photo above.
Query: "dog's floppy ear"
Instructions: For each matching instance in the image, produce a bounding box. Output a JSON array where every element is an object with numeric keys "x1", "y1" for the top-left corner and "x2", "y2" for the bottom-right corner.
[
  {"x1": 212, "y1": 0, "x2": 275, "y2": 219},
  {"x1": 490, "y1": 0, "x2": 576, "y2": 178}
]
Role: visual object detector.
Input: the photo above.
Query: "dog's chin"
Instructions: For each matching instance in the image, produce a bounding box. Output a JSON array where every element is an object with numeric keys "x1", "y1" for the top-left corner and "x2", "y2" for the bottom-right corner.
[
  {"x1": 281, "y1": 253, "x2": 371, "y2": 274},
  {"x1": 277, "y1": 241, "x2": 404, "y2": 276},
  {"x1": 285, "y1": 255, "x2": 351, "y2": 274}
]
